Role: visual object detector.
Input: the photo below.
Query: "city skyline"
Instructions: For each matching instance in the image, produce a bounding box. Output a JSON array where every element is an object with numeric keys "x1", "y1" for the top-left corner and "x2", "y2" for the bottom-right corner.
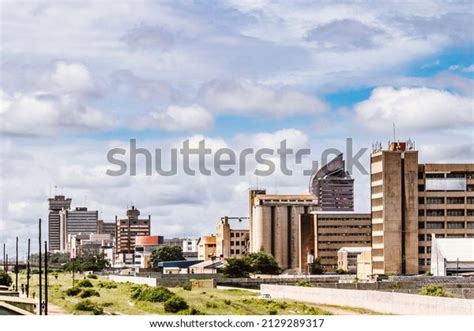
[{"x1": 1, "y1": 1, "x2": 473, "y2": 255}]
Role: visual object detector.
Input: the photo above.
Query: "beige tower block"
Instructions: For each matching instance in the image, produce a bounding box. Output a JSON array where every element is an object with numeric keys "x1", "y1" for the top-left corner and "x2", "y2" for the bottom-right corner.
[
  {"x1": 274, "y1": 206, "x2": 289, "y2": 270},
  {"x1": 252, "y1": 205, "x2": 272, "y2": 253},
  {"x1": 290, "y1": 206, "x2": 304, "y2": 269}
]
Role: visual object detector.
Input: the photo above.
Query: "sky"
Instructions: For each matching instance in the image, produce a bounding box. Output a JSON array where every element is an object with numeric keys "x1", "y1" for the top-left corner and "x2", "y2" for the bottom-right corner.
[{"x1": 1, "y1": 0, "x2": 473, "y2": 256}]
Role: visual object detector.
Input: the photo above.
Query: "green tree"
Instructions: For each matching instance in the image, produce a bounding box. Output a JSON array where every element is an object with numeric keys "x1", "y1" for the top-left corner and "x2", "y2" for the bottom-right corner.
[
  {"x1": 247, "y1": 252, "x2": 280, "y2": 275},
  {"x1": 0, "y1": 271, "x2": 13, "y2": 286},
  {"x1": 309, "y1": 257, "x2": 325, "y2": 275},
  {"x1": 222, "y1": 258, "x2": 253, "y2": 278},
  {"x1": 150, "y1": 245, "x2": 185, "y2": 268},
  {"x1": 62, "y1": 253, "x2": 110, "y2": 272}
]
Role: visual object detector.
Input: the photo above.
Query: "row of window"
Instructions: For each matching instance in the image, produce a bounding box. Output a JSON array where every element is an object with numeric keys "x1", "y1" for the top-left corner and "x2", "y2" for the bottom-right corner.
[
  {"x1": 419, "y1": 209, "x2": 474, "y2": 216},
  {"x1": 418, "y1": 184, "x2": 474, "y2": 192},
  {"x1": 419, "y1": 197, "x2": 474, "y2": 204},
  {"x1": 424, "y1": 221, "x2": 474, "y2": 229},
  {"x1": 230, "y1": 232, "x2": 246, "y2": 238},
  {"x1": 230, "y1": 249, "x2": 241, "y2": 255},
  {"x1": 424, "y1": 172, "x2": 474, "y2": 179},
  {"x1": 230, "y1": 241, "x2": 246, "y2": 246}
]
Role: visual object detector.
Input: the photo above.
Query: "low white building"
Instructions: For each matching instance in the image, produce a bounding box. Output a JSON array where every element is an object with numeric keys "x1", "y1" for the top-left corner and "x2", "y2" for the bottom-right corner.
[{"x1": 430, "y1": 234, "x2": 474, "y2": 276}]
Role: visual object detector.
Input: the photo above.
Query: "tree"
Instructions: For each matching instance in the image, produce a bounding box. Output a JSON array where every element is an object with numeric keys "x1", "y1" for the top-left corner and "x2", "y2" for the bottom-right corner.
[
  {"x1": 150, "y1": 245, "x2": 185, "y2": 268},
  {"x1": 62, "y1": 253, "x2": 110, "y2": 272},
  {"x1": 247, "y1": 252, "x2": 280, "y2": 275},
  {"x1": 0, "y1": 271, "x2": 12, "y2": 286},
  {"x1": 222, "y1": 258, "x2": 253, "y2": 278},
  {"x1": 309, "y1": 257, "x2": 325, "y2": 275}
]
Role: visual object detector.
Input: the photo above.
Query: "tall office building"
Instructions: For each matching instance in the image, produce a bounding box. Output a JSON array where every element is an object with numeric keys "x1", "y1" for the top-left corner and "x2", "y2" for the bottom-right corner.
[
  {"x1": 370, "y1": 141, "x2": 419, "y2": 275},
  {"x1": 115, "y1": 206, "x2": 151, "y2": 264},
  {"x1": 97, "y1": 220, "x2": 116, "y2": 239},
  {"x1": 59, "y1": 207, "x2": 99, "y2": 251},
  {"x1": 370, "y1": 140, "x2": 474, "y2": 275},
  {"x1": 48, "y1": 195, "x2": 72, "y2": 251},
  {"x1": 309, "y1": 154, "x2": 354, "y2": 211}
]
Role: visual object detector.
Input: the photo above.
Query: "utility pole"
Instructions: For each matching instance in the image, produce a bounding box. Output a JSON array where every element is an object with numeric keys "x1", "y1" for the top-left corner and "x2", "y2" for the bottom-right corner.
[
  {"x1": 44, "y1": 241, "x2": 48, "y2": 316},
  {"x1": 5, "y1": 254, "x2": 8, "y2": 272},
  {"x1": 15, "y1": 236, "x2": 18, "y2": 292},
  {"x1": 39, "y1": 218, "x2": 42, "y2": 315},
  {"x1": 27, "y1": 239, "x2": 31, "y2": 298},
  {"x1": 2, "y1": 243, "x2": 5, "y2": 271}
]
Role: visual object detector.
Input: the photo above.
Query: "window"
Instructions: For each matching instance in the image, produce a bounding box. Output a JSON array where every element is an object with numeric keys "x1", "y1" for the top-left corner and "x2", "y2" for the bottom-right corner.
[
  {"x1": 241, "y1": 241, "x2": 245, "y2": 246},
  {"x1": 468, "y1": 185, "x2": 474, "y2": 192},
  {"x1": 447, "y1": 222, "x2": 464, "y2": 229},
  {"x1": 418, "y1": 222, "x2": 425, "y2": 229},
  {"x1": 427, "y1": 247, "x2": 431, "y2": 253},
  {"x1": 230, "y1": 249, "x2": 234, "y2": 254},
  {"x1": 418, "y1": 247, "x2": 424, "y2": 254},
  {"x1": 427, "y1": 222, "x2": 444, "y2": 229},
  {"x1": 426, "y1": 209, "x2": 444, "y2": 216},
  {"x1": 426, "y1": 173, "x2": 445, "y2": 178},
  {"x1": 418, "y1": 197, "x2": 425, "y2": 204},
  {"x1": 418, "y1": 185, "x2": 425, "y2": 191},
  {"x1": 447, "y1": 172, "x2": 465, "y2": 178},
  {"x1": 467, "y1": 222, "x2": 474, "y2": 229},
  {"x1": 427, "y1": 197, "x2": 444, "y2": 204},
  {"x1": 235, "y1": 233, "x2": 240, "y2": 237},
  {"x1": 418, "y1": 209, "x2": 425, "y2": 216},
  {"x1": 468, "y1": 197, "x2": 474, "y2": 204},
  {"x1": 230, "y1": 233, "x2": 234, "y2": 238},
  {"x1": 230, "y1": 241, "x2": 234, "y2": 246},
  {"x1": 418, "y1": 234, "x2": 425, "y2": 241},
  {"x1": 235, "y1": 249, "x2": 240, "y2": 255},
  {"x1": 447, "y1": 197, "x2": 464, "y2": 204},
  {"x1": 447, "y1": 209, "x2": 464, "y2": 216},
  {"x1": 419, "y1": 259, "x2": 425, "y2": 266},
  {"x1": 467, "y1": 210, "x2": 474, "y2": 216}
]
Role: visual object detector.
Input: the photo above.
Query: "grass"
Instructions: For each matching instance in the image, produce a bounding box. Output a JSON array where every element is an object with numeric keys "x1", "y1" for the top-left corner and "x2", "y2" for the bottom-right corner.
[{"x1": 18, "y1": 272, "x2": 381, "y2": 315}]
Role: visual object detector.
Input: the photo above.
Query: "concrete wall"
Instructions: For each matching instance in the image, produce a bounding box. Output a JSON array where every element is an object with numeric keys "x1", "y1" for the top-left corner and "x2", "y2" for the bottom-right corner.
[
  {"x1": 261, "y1": 284, "x2": 474, "y2": 315},
  {"x1": 109, "y1": 275, "x2": 157, "y2": 286}
]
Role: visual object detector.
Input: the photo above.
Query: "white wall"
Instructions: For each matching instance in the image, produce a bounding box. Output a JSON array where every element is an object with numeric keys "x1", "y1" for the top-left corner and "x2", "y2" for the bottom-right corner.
[
  {"x1": 108, "y1": 275, "x2": 157, "y2": 287},
  {"x1": 261, "y1": 284, "x2": 474, "y2": 315}
]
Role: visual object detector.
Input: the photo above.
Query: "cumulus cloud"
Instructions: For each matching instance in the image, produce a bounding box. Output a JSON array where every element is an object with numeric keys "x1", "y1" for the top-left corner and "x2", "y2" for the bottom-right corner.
[
  {"x1": 135, "y1": 104, "x2": 214, "y2": 132},
  {"x1": 0, "y1": 90, "x2": 113, "y2": 136},
  {"x1": 48, "y1": 62, "x2": 98, "y2": 95},
  {"x1": 306, "y1": 19, "x2": 384, "y2": 50},
  {"x1": 355, "y1": 86, "x2": 474, "y2": 132},
  {"x1": 199, "y1": 79, "x2": 328, "y2": 117}
]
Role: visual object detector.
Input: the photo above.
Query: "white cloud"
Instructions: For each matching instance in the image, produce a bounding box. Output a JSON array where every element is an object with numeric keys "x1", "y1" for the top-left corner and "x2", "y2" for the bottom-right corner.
[
  {"x1": 49, "y1": 62, "x2": 97, "y2": 94},
  {"x1": 355, "y1": 86, "x2": 474, "y2": 132},
  {"x1": 0, "y1": 90, "x2": 113, "y2": 136},
  {"x1": 135, "y1": 104, "x2": 214, "y2": 132},
  {"x1": 200, "y1": 79, "x2": 328, "y2": 117},
  {"x1": 462, "y1": 64, "x2": 474, "y2": 73}
]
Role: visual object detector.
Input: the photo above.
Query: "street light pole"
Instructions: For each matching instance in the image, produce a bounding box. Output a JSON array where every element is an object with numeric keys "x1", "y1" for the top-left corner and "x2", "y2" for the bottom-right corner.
[
  {"x1": 15, "y1": 236, "x2": 18, "y2": 292},
  {"x1": 27, "y1": 239, "x2": 31, "y2": 298},
  {"x1": 39, "y1": 218, "x2": 42, "y2": 315},
  {"x1": 44, "y1": 241, "x2": 48, "y2": 316}
]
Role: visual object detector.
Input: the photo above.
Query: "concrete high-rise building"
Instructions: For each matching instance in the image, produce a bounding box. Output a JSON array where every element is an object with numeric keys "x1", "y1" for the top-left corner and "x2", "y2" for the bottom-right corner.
[
  {"x1": 370, "y1": 140, "x2": 474, "y2": 275},
  {"x1": 249, "y1": 192, "x2": 318, "y2": 270},
  {"x1": 48, "y1": 195, "x2": 72, "y2": 252},
  {"x1": 215, "y1": 216, "x2": 249, "y2": 259},
  {"x1": 370, "y1": 141, "x2": 419, "y2": 275},
  {"x1": 417, "y1": 163, "x2": 474, "y2": 273},
  {"x1": 115, "y1": 206, "x2": 151, "y2": 264},
  {"x1": 59, "y1": 207, "x2": 99, "y2": 251},
  {"x1": 309, "y1": 153, "x2": 354, "y2": 211},
  {"x1": 97, "y1": 220, "x2": 116, "y2": 239}
]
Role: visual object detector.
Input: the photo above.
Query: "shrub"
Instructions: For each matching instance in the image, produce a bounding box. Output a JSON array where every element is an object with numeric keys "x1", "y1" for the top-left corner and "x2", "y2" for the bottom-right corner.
[
  {"x1": 296, "y1": 280, "x2": 312, "y2": 287},
  {"x1": 205, "y1": 301, "x2": 218, "y2": 308},
  {"x1": 223, "y1": 299, "x2": 231, "y2": 305},
  {"x1": 164, "y1": 296, "x2": 189, "y2": 313},
  {"x1": 268, "y1": 309, "x2": 277, "y2": 315},
  {"x1": 336, "y1": 268, "x2": 347, "y2": 274},
  {"x1": 74, "y1": 299, "x2": 104, "y2": 315},
  {"x1": 65, "y1": 287, "x2": 81, "y2": 296},
  {"x1": 98, "y1": 281, "x2": 117, "y2": 289},
  {"x1": 420, "y1": 284, "x2": 450, "y2": 297},
  {"x1": 135, "y1": 286, "x2": 174, "y2": 303},
  {"x1": 424, "y1": 271, "x2": 433, "y2": 277},
  {"x1": 188, "y1": 307, "x2": 203, "y2": 315},
  {"x1": 0, "y1": 271, "x2": 13, "y2": 286},
  {"x1": 79, "y1": 289, "x2": 100, "y2": 298},
  {"x1": 77, "y1": 279, "x2": 93, "y2": 288},
  {"x1": 181, "y1": 281, "x2": 192, "y2": 291},
  {"x1": 87, "y1": 274, "x2": 98, "y2": 279}
]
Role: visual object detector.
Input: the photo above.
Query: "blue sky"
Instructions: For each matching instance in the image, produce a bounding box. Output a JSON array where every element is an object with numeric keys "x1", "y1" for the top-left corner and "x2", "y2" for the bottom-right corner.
[{"x1": 0, "y1": 1, "x2": 473, "y2": 254}]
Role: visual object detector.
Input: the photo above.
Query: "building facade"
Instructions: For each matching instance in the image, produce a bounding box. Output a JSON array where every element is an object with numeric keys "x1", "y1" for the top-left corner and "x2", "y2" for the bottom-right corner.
[
  {"x1": 370, "y1": 141, "x2": 474, "y2": 275},
  {"x1": 48, "y1": 195, "x2": 72, "y2": 252},
  {"x1": 115, "y1": 206, "x2": 151, "y2": 264},
  {"x1": 215, "y1": 216, "x2": 249, "y2": 259},
  {"x1": 134, "y1": 235, "x2": 164, "y2": 268},
  {"x1": 59, "y1": 207, "x2": 99, "y2": 251},
  {"x1": 197, "y1": 236, "x2": 216, "y2": 261}
]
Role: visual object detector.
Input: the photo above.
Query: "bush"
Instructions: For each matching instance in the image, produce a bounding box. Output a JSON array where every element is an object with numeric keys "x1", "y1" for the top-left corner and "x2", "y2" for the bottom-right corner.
[
  {"x1": 205, "y1": 301, "x2": 218, "y2": 308},
  {"x1": 134, "y1": 286, "x2": 174, "y2": 303},
  {"x1": 130, "y1": 285, "x2": 146, "y2": 300},
  {"x1": 420, "y1": 284, "x2": 450, "y2": 297},
  {"x1": 74, "y1": 299, "x2": 104, "y2": 315},
  {"x1": 268, "y1": 309, "x2": 277, "y2": 315},
  {"x1": 223, "y1": 299, "x2": 231, "y2": 305},
  {"x1": 98, "y1": 281, "x2": 117, "y2": 289},
  {"x1": 164, "y1": 296, "x2": 189, "y2": 313},
  {"x1": 424, "y1": 271, "x2": 433, "y2": 277},
  {"x1": 77, "y1": 279, "x2": 93, "y2": 288},
  {"x1": 79, "y1": 289, "x2": 100, "y2": 298},
  {"x1": 0, "y1": 271, "x2": 13, "y2": 286},
  {"x1": 188, "y1": 307, "x2": 203, "y2": 315},
  {"x1": 336, "y1": 268, "x2": 347, "y2": 274},
  {"x1": 87, "y1": 274, "x2": 98, "y2": 279},
  {"x1": 181, "y1": 281, "x2": 192, "y2": 291},
  {"x1": 65, "y1": 287, "x2": 81, "y2": 296},
  {"x1": 223, "y1": 258, "x2": 253, "y2": 278},
  {"x1": 296, "y1": 280, "x2": 312, "y2": 287}
]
